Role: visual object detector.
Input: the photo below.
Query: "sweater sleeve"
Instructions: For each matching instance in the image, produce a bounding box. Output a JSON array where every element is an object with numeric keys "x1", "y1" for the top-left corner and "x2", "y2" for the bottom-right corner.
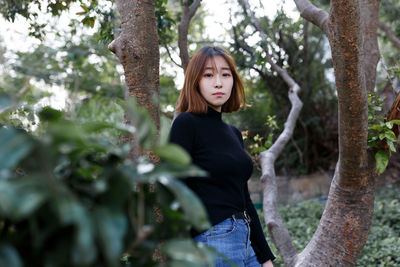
[
  {"x1": 231, "y1": 126, "x2": 276, "y2": 263},
  {"x1": 168, "y1": 113, "x2": 195, "y2": 155},
  {"x1": 245, "y1": 184, "x2": 276, "y2": 263}
]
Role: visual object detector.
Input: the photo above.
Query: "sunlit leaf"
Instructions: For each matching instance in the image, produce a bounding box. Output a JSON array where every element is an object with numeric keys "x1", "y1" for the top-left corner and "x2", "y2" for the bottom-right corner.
[
  {"x1": 378, "y1": 130, "x2": 397, "y2": 142},
  {"x1": 162, "y1": 239, "x2": 217, "y2": 266},
  {"x1": 158, "y1": 115, "x2": 171, "y2": 146},
  {"x1": 149, "y1": 162, "x2": 207, "y2": 180},
  {"x1": 375, "y1": 150, "x2": 388, "y2": 175},
  {"x1": 154, "y1": 144, "x2": 191, "y2": 165},
  {"x1": 125, "y1": 98, "x2": 156, "y2": 150},
  {"x1": 388, "y1": 141, "x2": 396, "y2": 152},
  {"x1": 157, "y1": 176, "x2": 210, "y2": 231},
  {"x1": 385, "y1": 120, "x2": 400, "y2": 129}
]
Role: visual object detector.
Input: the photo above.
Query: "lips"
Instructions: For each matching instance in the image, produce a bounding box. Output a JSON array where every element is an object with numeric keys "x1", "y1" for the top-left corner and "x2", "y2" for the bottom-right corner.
[{"x1": 213, "y1": 93, "x2": 224, "y2": 96}]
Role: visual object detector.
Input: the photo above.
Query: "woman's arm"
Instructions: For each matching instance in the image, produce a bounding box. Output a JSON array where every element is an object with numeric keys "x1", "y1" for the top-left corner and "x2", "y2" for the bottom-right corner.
[
  {"x1": 231, "y1": 126, "x2": 275, "y2": 263},
  {"x1": 245, "y1": 185, "x2": 276, "y2": 263}
]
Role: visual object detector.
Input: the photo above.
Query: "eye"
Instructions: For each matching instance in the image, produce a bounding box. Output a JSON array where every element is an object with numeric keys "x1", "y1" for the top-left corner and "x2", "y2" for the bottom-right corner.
[
  {"x1": 204, "y1": 73, "x2": 213, "y2": 77},
  {"x1": 223, "y1": 73, "x2": 232, "y2": 77}
]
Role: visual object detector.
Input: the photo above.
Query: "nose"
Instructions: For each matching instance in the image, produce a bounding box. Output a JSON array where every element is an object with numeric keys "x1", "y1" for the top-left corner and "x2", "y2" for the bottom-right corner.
[{"x1": 214, "y1": 75, "x2": 222, "y2": 88}]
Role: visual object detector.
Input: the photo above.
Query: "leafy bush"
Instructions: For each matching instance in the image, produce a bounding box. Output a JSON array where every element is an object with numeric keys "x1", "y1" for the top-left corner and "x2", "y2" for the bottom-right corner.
[
  {"x1": 0, "y1": 97, "x2": 219, "y2": 266},
  {"x1": 260, "y1": 187, "x2": 400, "y2": 266}
]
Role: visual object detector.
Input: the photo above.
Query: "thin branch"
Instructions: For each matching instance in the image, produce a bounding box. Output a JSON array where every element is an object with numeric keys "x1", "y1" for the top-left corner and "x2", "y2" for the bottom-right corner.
[
  {"x1": 293, "y1": 0, "x2": 330, "y2": 36},
  {"x1": 162, "y1": 44, "x2": 182, "y2": 68},
  {"x1": 241, "y1": 0, "x2": 303, "y2": 265},
  {"x1": 378, "y1": 21, "x2": 400, "y2": 50},
  {"x1": 161, "y1": 111, "x2": 174, "y2": 120},
  {"x1": 291, "y1": 136, "x2": 304, "y2": 165},
  {"x1": 178, "y1": 0, "x2": 201, "y2": 72}
]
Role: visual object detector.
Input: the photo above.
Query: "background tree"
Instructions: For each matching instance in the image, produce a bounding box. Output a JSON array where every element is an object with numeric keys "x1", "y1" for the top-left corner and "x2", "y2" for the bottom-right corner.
[
  {"x1": 253, "y1": 0, "x2": 393, "y2": 265},
  {"x1": 229, "y1": 3, "x2": 337, "y2": 174}
]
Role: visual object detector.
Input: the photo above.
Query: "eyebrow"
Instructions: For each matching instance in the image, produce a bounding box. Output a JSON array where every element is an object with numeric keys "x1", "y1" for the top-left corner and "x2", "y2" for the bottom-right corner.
[{"x1": 204, "y1": 66, "x2": 231, "y2": 71}]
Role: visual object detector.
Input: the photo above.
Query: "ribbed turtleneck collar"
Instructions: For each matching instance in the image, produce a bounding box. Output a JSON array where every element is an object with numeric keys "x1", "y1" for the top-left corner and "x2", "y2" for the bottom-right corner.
[{"x1": 206, "y1": 106, "x2": 222, "y2": 120}]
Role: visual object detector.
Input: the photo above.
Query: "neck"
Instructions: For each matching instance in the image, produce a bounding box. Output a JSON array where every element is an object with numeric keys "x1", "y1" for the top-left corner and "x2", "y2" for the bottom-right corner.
[
  {"x1": 209, "y1": 105, "x2": 221, "y2": 112},
  {"x1": 206, "y1": 106, "x2": 222, "y2": 120}
]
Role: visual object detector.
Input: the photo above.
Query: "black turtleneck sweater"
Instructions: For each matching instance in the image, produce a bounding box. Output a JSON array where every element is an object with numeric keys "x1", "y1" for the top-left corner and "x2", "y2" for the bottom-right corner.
[{"x1": 168, "y1": 107, "x2": 275, "y2": 264}]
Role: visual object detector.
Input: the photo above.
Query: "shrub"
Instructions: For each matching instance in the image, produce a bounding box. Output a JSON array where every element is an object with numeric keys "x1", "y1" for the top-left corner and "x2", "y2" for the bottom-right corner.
[
  {"x1": 0, "y1": 97, "x2": 218, "y2": 266},
  {"x1": 260, "y1": 186, "x2": 400, "y2": 266}
]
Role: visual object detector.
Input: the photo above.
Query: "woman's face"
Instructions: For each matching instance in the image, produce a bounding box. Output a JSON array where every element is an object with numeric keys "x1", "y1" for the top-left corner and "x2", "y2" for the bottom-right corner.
[{"x1": 198, "y1": 56, "x2": 233, "y2": 112}]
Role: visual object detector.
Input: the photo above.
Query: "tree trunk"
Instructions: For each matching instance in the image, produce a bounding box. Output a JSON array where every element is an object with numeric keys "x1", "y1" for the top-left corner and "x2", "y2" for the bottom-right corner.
[
  {"x1": 109, "y1": 0, "x2": 160, "y2": 160},
  {"x1": 292, "y1": 0, "x2": 381, "y2": 265},
  {"x1": 178, "y1": 0, "x2": 201, "y2": 72}
]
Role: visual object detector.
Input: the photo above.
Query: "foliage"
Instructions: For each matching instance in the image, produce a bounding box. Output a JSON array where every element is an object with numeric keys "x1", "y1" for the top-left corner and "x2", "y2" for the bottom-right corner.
[
  {"x1": 228, "y1": 5, "x2": 337, "y2": 174},
  {"x1": 241, "y1": 115, "x2": 279, "y2": 155},
  {"x1": 0, "y1": 0, "x2": 116, "y2": 42},
  {"x1": 0, "y1": 94, "x2": 220, "y2": 266},
  {"x1": 358, "y1": 187, "x2": 400, "y2": 266},
  {"x1": 367, "y1": 92, "x2": 400, "y2": 174},
  {"x1": 155, "y1": 0, "x2": 176, "y2": 45},
  {"x1": 259, "y1": 187, "x2": 400, "y2": 266}
]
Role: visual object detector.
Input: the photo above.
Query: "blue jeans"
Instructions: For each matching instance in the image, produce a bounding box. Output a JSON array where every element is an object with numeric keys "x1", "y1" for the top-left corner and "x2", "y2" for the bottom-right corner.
[{"x1": 193, "y1": 216, "x2": 261, "y2": 267}]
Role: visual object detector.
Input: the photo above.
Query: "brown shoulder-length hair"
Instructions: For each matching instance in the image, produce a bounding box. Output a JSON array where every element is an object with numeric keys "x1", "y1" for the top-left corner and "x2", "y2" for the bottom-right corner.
[{"x1": 176, "y1": 46, "x2": 246, "y2": 114}]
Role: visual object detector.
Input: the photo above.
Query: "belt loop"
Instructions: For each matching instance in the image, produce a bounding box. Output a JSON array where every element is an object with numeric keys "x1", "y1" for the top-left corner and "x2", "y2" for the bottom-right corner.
[
  {"x1": 244, "y1": 211, "x2": 251, "y2": 223},
  {"x1": 231, "y1": 214, "x2": 237, "y2": 222}
]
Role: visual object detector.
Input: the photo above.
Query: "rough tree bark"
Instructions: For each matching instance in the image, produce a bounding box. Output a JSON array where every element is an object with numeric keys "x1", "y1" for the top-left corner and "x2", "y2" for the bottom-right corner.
[
  {"x1": 289, "y1": 0, "x2": 380, "y2": 266},
  {"x1": 241, "y1": 0, "x2": 388, "y2": 265},
  {"x1": 109, "y1": 0, "x2": 160, "y2": 161}
]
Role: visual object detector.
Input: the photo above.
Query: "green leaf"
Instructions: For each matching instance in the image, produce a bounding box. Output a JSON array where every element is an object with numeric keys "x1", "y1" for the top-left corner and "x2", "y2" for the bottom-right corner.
[
  {"x1": 0, "y1": 244, "x2": 22, "y2": 267},
  {"x1": 379, "y1": 130, "x2": 397, "y2": 142},
  {"x1": 388, "y1": 141, "x2": 396, "y2": 152},
  {"x1": 162, "y1": 239, "x2": 217, "y2": 266},
  {"x1": 0, "y1": 176, "x2": 49, "y2": 220},
  {"x1": 154, "y1": 144, "x2": 191, "y2": 165},
  {"x1": 93, "y1": 207, "x2": 127, "y2": 267},
  {"x1": 149, "y1": 162, "x2": 207, "y2": 180},
  {"x1": 52, "y1": 197, "x2": 96, "y2": 265},
  {"x1": 81, "y1": 16, "x2": 95, "y2": 28},
  {"x1": 370, "y1": 124, "x2": 383, "y2": 131},
  {"x1": 125, "y1": 98, "x2": 156, "y2": 150},
  {"x1": 158, "y1": 115, "x2": 171, "y2": 146},
  {"x1": 375, "y1": 150, "x2": 389, "y2": 175},
  {"x1": 39, "y1": 106, "x2": 63, "y2": 121},
  {"x1": 0, "y1": 127, "x2": 34, "y2": 170},
  {"x1": 157, "y1": 176, "x2": 210, "y2": 231},
  {"x1": 386, "y1": 119, "x2": 400, "y2": 129}
]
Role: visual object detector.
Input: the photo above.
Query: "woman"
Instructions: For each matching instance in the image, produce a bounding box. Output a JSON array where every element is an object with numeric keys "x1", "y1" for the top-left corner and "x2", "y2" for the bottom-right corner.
[{"x1": 169, "y1": 46, "x2": 275, "y2": 267}]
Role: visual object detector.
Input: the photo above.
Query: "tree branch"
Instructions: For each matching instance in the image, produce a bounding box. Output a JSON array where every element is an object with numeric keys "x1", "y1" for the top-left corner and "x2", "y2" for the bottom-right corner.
[
  {"x1": 378, "y1": 21, "x2": 400, "y2": 50},
  {"x1": 178, "y1": 0, "x2": 201, "y2": 72},
  {"x1": 294, "y1": 0, "x2": 380, "y2": 265},
  {"x1": 162, "y1": 43, "x2": 182, "y2": 69},
  {"x1": 241, "y1": 0, "x2": 302, "y2": 264},
  {"x1": 293, "y1": 0, "x2": 330, "y2": 36},
  {"x1": 259, "y1": 83, "x2": 302, "y2": 267}
]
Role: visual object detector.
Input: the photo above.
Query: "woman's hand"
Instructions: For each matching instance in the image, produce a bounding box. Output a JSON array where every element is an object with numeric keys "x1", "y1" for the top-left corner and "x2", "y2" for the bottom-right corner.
[{"x1": 262, "y1": 260, "x2": 274, "y2": 267}]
